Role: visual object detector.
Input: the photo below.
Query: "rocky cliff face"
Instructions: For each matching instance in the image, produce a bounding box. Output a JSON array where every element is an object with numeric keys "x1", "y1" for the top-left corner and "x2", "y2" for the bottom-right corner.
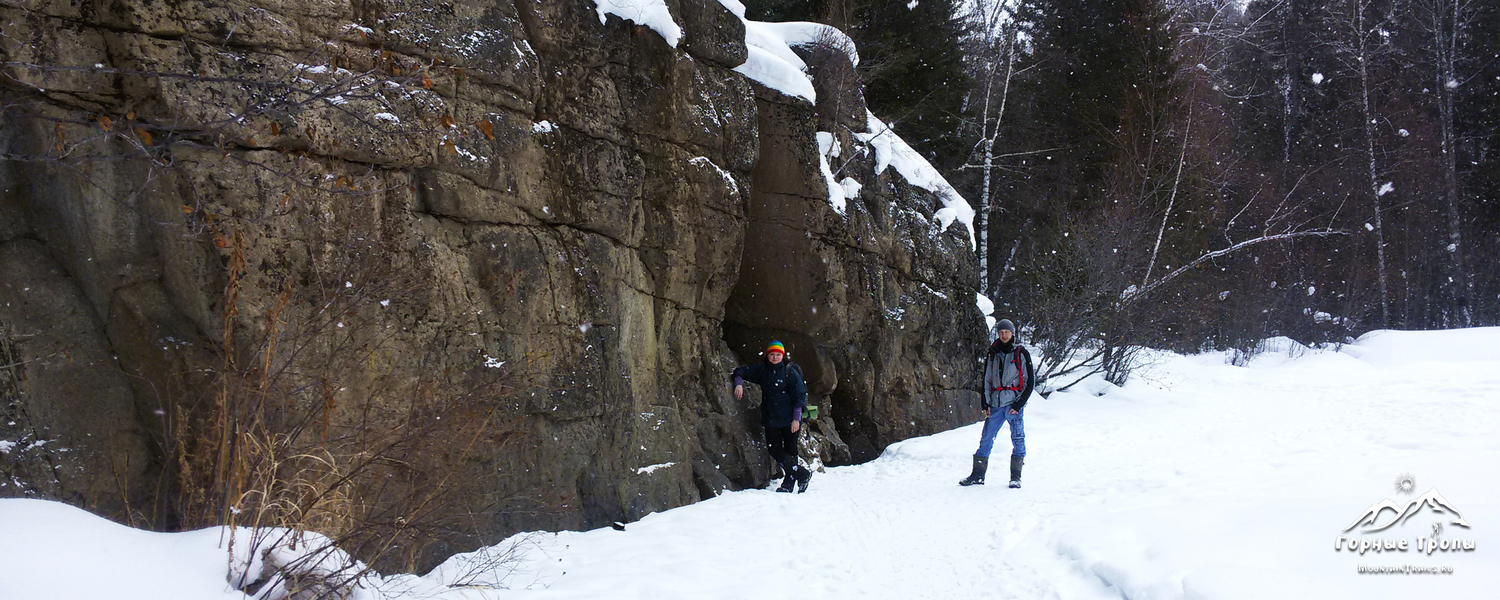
[{"x1": 0, "y1": 0, "x2": 984, "y2": 567}]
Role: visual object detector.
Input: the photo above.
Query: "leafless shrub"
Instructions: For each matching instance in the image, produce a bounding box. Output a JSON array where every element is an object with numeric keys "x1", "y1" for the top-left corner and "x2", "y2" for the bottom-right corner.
[{"x1": 157, "y1": 224, "x2": 528, "y2": 589}]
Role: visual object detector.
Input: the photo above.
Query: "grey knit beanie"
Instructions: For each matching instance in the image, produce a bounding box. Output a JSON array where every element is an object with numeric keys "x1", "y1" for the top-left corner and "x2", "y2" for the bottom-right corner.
[{"x1": 997, "y1": 319, "x2": 1015, "y2": 334}]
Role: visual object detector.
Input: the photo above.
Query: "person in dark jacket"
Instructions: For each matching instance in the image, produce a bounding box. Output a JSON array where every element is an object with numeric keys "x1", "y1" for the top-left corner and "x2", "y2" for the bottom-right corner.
[
  {"x1": 733, "y1": 340, "x2": 813, "y2": 493},
  {"x1": 960, "y1": 319, "x2": 1035, "y2": 488}
]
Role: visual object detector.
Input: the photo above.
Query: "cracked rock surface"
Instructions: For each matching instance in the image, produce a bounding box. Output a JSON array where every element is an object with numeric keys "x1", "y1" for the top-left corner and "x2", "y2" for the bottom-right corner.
[{"x1": 0, "y1": 0, "x2": 983, "y2": 569}]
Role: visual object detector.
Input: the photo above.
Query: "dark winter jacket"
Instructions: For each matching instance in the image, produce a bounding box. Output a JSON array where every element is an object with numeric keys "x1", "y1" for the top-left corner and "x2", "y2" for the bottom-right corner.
[
  {"x1": 733, "y1": 360, "x2": 808, "y2": 428},
  {"x1": 982, "y1": 338, "x2": 1035, "y2": 412}
]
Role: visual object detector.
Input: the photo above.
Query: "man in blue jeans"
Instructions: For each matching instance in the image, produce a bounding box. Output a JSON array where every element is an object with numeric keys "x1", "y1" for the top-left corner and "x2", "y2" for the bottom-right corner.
[{"x1": 960, "y1": 319, "x2": 1035, "y2": 488}]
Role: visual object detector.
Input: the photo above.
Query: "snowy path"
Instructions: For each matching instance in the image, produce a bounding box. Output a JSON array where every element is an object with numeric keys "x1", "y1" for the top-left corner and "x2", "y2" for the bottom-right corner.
[
  {"x1": 3, "y1": 329, "x2": 1497, "y2": 599},
  {"x1": 468, "y1": 329, "x2": 1500, "y2": 599}
]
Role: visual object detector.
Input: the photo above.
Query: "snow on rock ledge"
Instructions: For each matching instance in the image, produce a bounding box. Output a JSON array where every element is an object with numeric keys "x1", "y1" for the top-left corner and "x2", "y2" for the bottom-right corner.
[
  {"x1": 716, "y1": 0, "x2": 859, "y2": 104},
  {"x1": 598, "y1": 0, "x2": 975, "y2": 250},
  {"x1": 976, "y1": 292, "x2": 997, "y2": 334},
  {"x1": 594, "y1": 0, "x2": 850, "y2": 103},
  {"x1": 731, "y1": 11, "x2": 974, "y2": 248},
  {"x1": 592, "y1": 0, "x2": 682, "y2": 47},
  {"x1": 735, "y1": 44, "x2": 818, "y2": 102},
  {"x1": 817, "y1": 131, "x2": 849, "y2": 215},
  {"x1": 735, "y1": 20, "x2": 857, "y2": 103},
  {"x1": 856, "y1": 111, "x2": 976, "y2": 249}
]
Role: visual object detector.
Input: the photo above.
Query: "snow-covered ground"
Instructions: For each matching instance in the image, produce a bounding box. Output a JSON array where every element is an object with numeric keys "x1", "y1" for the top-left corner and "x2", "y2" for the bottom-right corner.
[{"x1": 4, "y1": 328, "x2": 1498, "y2": 599}]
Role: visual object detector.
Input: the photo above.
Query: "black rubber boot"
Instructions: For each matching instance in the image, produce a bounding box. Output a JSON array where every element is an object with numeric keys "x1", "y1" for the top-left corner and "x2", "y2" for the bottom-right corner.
[
  {"x1": 796, "y1": 466, "x2": 813, "y2": 493},
  {"x1": 776, "y1": 459, "x2": 797, "y2": 492},
  {"x1": 958, "y1": 455, "x2": 988, "y2": 486},
  {"x1": 1008, "y1": 455, "x2": 1024, "y2": 488}
]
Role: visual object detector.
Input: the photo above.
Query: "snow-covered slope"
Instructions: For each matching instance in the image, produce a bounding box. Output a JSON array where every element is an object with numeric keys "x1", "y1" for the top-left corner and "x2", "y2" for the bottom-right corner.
[{"x1": 5, "y1": 328, "x2": 1497, "y2": 599}]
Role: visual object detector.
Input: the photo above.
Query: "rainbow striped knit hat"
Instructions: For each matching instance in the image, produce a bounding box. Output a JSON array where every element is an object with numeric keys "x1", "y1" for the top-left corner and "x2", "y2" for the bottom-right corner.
[{"x1": 766, "y1": 341, "x2": 786, "y2": 355}]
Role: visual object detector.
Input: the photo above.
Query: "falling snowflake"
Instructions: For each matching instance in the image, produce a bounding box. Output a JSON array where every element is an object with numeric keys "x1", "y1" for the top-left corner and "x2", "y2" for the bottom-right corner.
[
  {"x1": 1311, "y1": 73, "x2": 1325, "y2": 85},
  {"x1": 1394, "y1": 473, "x2": 1416, "y2": 494}
]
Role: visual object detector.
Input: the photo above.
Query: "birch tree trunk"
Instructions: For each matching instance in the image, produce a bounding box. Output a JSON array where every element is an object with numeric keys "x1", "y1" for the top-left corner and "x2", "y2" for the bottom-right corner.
[
  {"x1": 1281, "y1": 0, "x2": 1297, "y2": 166},
  {"x1": 1430, "y1": 0, "x2": 1473, "y2": 326},
  {"x1": 1359, "y1": 62, "x2": 1391, "y2": 326},
  {"x1": 1346, "y1": 0, "x2": 1392, "y2": 326},
  {"x1": 977, "y1": 32, "x2": 1016, "y2": 298},
  {"x1": 1143, "y1": 106, "x2": 1193, "y2": 288}
]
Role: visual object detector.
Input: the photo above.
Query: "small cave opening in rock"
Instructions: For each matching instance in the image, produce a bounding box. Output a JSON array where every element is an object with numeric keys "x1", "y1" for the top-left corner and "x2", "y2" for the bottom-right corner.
[{"x1": 825, "y1": 383, "x2": 883, "y2": 465}]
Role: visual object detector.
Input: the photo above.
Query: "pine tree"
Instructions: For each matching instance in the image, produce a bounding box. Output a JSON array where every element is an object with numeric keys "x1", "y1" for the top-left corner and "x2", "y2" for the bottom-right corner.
[
  {"x1": 1460, "y1": 0, "x2": 1500, "y2": 323},
  {"x1": 743, "y1": 0, "x2": 822, "y2": 22},
  {"x1": 849, "y1": 0, "x2": 970, "y2": 170}
]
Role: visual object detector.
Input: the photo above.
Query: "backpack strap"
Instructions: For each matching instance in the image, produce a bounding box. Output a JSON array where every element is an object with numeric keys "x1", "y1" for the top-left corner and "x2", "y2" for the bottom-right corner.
[{"x1": 991, "y1": 347, "x2": 1025, "y2": 392}]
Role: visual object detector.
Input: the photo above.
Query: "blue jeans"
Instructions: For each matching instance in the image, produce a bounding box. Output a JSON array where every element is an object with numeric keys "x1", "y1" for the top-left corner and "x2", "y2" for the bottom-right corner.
[{"x1": 975, "y1": 406, "x2": 1025, "y2": 458}]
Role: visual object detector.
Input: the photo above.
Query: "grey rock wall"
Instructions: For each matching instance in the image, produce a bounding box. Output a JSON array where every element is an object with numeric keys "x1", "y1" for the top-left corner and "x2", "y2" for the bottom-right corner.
[{"x1": 0, "y1": 0, "x2": 984, "y2": 568}]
